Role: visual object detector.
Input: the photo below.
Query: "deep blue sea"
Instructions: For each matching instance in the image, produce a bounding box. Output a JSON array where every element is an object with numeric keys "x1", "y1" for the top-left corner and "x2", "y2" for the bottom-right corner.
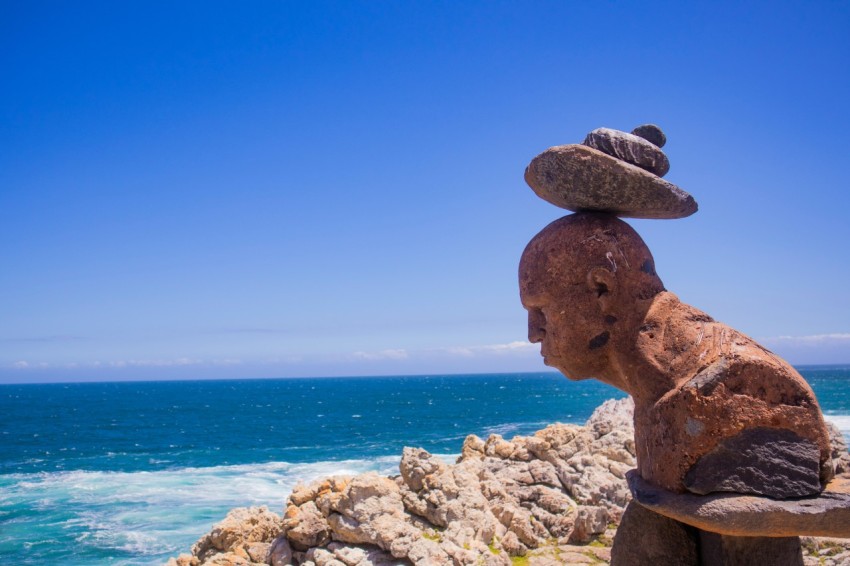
[{"x1": 1, "y1": 369, "x2": 848, "y2": 565}]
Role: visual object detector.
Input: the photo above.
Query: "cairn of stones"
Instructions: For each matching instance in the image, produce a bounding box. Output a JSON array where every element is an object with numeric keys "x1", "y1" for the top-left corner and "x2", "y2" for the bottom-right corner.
[{"x1": 520, "y1": 125, "x2": 850, "y2": 565}]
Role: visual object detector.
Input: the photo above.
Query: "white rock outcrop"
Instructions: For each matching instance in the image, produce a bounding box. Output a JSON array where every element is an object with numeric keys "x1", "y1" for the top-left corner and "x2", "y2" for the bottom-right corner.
[
  {"x1": 169, "y1": 398, "x2": 637, "y2": 565},
  {"x1": 167, "y1": 398, "x2": 850, "y2": 566}
]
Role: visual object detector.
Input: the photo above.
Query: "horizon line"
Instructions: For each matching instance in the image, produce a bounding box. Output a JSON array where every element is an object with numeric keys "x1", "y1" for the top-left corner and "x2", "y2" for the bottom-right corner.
[{"x1": 2, "y1": 364, "x2": 849, "y2": 386}]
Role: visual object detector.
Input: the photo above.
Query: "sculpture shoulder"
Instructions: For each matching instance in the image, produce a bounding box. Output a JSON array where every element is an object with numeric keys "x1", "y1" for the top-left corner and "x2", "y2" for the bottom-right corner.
[
  {"x1": 634, "y1": 296, "x2": 833, "y2": 496},
  {"x1": 641, "y1": 295, "x2": 816, "y2": 407},
  {"x1": 640, "y1": 351, "x2": 832, "y2": 496},
  {"x1": 693, "y1": 357, "x2": 798, "y2": 400},
  {"x1": 680, "y1": 333, "x2": 818, "y2": 410}
]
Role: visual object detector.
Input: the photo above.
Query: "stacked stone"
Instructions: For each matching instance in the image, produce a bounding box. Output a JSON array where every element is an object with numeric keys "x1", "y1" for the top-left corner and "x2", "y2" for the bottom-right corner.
[
  {"x1": 585, "y1": 125, "x2": 669, "y2": 176},
  {"x1": 522, "y1": 127, "x2": 850, "y2": 565},
  {"x1": 524, "y1": 124, "x2": 697, "y2": 219}
]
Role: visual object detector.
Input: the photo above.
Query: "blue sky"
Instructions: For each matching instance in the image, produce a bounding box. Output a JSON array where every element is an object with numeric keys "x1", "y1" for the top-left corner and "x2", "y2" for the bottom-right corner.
[{"x1": 2, "y1": 1, "x2": 849, "y2": 382}]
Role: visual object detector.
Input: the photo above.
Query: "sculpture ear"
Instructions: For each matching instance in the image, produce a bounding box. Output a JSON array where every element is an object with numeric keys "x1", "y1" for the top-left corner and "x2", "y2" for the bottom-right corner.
[{"x1": 587, "y1": 267, "x2": 616, "y2": 313}]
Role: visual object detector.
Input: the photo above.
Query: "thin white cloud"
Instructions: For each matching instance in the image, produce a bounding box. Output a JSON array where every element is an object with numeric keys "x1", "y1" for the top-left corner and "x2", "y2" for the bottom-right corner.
[
  {"x1": 104, "y1": 358, "x2": 245, "y2": 368},
  {"x1": 348, "y1": 342, "x2": 537, "y2": 362},
  {"x1": 7, "y1": 358, "x2": 243, "y2": 370},
  {"x1": 106, "y1": 358, "x2": 200, "y2": 368},
  {"x1": 479, "y1": 341, "x2": 538, "y2": 352},
  {"x1": 444, "y1": 347, "x2": 475, "y2": 357},
  {"x1": 352, "y1": 349, "x2": 409, "y2": 361},
  {"x1": 439, "y1": 341, "x2": 538, "y2": 357},
  {"x1": 9, "y1": 361, "x2": 51, "y2": 369},
  {"x1": 761, "y1": 333, "x2": 850, "y2": 344}
]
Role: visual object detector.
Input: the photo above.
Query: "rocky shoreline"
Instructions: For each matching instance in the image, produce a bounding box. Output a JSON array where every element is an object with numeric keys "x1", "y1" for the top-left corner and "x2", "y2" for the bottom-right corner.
[{"x1": 167, "y1": 399, "x2": 850, "y2": 566}]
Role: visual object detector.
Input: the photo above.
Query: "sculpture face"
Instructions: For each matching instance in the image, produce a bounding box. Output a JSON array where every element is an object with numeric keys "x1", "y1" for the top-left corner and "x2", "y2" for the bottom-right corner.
[
  {"x1": 520, "y1": 212, "x2": 833, "y2": 497},
  {"x1": 519, "y1": 263, "x2": 602, "y2": 380},
  {"x1": 519, "y1": 213, "x2": 666, "y2": 390}
]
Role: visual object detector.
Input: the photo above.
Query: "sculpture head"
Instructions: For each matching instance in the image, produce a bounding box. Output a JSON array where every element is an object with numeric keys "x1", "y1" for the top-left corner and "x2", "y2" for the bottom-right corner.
[{"x1": 519, "y1": 212, "x2": 665, "y2": 390}]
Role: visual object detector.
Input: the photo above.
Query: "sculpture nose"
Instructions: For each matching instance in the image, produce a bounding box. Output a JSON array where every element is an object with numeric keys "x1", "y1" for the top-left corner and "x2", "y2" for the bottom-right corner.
[{"x1": 528, "y1": 308, "x2": 546, "y2": 343}]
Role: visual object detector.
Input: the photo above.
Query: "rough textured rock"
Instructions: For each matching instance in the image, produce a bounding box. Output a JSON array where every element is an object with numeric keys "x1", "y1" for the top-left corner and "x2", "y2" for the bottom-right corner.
[
  {"x1": 610, "y1": 502, "x2": 698, "y2": 566},
  {"x1": 699, "y1": 531, "x2": 803, "y2": 566},
  {"x1": 583, "y1": 127, "x2": 670, "y2": 177},
  {"x1": 168, "y1": 399, "x2": 638, "y2": 565},
  {"x1": 631, "y1": 124, "x2": 666, "y2": 148},
  {"x1": 524, "y1": 145, "x2": 696, "y2": 219},
  {"x1": 166, "y1": 555, "x2": 200, "y2": 566},
  {"x1": 189, "y1": 506, "x2": 283, "y2": 565},
  {"x1": 166, "y1": 397, "x2": 850, "y2": 566},
  {"x1": 683, "y1": 427, "x2": 822, "y2": 498},
  {"x1": 628, "y1": 471, "x2": 850, "y2": 538},
  {"x1": 268, "y1": 536, "x2": 293, "y2": 566},
  {"x1": 827, "y1": 421, "x2": 850, "y2": 475},
  {"x1": 285, "y1": 500, "x2": 332, "y2": 550},
  {"x1": 801, "y1": 537, "x2": 850, "y2": 566},
  {"x1": 631, "y1": 297, "x2": 834, "y2": 494},
  {"x1": 302, "y1": 541, "x2": 401, "y2": 565}
]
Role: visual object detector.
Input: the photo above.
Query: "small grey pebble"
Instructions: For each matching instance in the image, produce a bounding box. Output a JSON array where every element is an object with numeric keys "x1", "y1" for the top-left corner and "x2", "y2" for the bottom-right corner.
[{"x1": 632, "y1": 124, "x2": 666, "y2": 148}]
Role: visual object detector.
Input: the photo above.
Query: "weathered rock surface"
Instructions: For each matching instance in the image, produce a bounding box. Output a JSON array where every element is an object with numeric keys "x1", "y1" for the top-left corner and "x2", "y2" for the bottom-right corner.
[
  {"x1": 524, "y1": 145, "x2": 697, "y2": 219},
  {"x1": 828, "y1": 421, "x2": 850, "y2": 476},
  {"x1": 683, "y1": 427, "x2": 822, "y2": 498},
  {"x1": 630, "y1": 296, "x2": 835, "y2": 495},
  {"x1": 165, "y1": 506, "x2": 284, "y2": 566},
  {"x1": 631, "y1": 124, "x2": 666, "y2": 148},
  {"x1": 583, "y1": 127, "x2": 670, "y2": 177},
  {"x1": 610, "y1": 501, "x2": 699, "y2": 566},
  {"x1": 169, "y1": 398, "x2": 637, "y2": 565},
  {"x1": 699, "y1": 531, "x2": 804, "y2": 566},
  {"x1": 167, "y1": 399, "x2": 850, "y2": 565},
  {"x1": 628, "y1": 471, "x2": 850, "y2": 538},
  {"x1": 801, "y1": 537, "x2": 850, "y2": 566}
]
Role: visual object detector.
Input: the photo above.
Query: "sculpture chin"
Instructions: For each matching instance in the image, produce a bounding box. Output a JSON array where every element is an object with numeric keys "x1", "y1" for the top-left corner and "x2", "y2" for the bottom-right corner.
[
  {"x1": 546, "y1": 360, "x2": 588, "y2": 381},
  {"x1": 562, "y1": 372, "x2": 589, "y2": 382}
]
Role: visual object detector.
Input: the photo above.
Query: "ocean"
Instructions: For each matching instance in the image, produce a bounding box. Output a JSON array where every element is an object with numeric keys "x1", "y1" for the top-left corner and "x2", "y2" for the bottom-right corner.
[{"x1": 1, "y1": 368, "x2": 848, "y2": 565}]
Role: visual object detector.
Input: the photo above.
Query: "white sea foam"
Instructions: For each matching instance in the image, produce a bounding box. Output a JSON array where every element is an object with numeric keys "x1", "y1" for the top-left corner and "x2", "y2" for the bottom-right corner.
[
  {"x1": 482, "y1": 420, "x2": 553, "y2": 438},
  {"x1": 824, "y1": 414, "x2": 850, "y2": 439},
  {"x1": 483, "y1": 423, "x2": 521, "y2": 436},
  {"x1": 0, "y1": 456, "x2": 420, "y2": 566}
]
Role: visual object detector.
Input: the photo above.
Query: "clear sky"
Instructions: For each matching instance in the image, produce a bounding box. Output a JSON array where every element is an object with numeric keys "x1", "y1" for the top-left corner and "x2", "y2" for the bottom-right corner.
[{"x1": 2, "y1": 1, "x2": 849, "y2": 383}]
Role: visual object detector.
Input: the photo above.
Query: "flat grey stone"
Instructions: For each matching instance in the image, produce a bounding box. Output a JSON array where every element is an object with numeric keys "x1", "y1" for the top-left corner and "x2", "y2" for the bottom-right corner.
[
  {"x1": 632, "y1": 124, "x2": 666, "y2": 148},
  {"x1": 627, "y1": 470, "x2": 850, "y2": 538},
  {"x1": 684, "y1": 428, "x2": 822, "y2": 498},
  {"x1": 524, "y1": 144, "x2": 697, "y2": 219},
  {"x1": 583, "y1": 127, "x2": 670, "y2": 177}
]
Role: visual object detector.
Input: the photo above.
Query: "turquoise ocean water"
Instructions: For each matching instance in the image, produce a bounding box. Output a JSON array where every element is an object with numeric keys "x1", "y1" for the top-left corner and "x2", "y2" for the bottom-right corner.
[{"x1": 1, "y1": 368, "x2": 848, "y2": 565}]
